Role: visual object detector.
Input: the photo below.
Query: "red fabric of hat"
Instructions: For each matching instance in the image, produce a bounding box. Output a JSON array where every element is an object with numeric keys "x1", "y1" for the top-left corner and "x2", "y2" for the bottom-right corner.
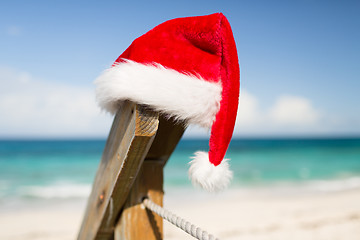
[{"x1": 95, "y1": 13, "x2": 240, "y2": 192}]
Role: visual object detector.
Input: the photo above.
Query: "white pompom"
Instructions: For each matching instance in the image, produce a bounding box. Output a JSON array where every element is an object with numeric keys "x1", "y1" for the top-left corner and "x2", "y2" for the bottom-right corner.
[{"x1": 188, "y1": 151, "x2": 233, "y2": 192}]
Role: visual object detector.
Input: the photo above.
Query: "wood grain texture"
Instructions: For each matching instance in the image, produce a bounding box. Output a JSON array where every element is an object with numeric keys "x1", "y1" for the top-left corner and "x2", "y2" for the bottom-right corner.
[
  {"x1": 78, "y1": 100, "x2": 186, "y2": 240},
  {"x1": 146, "y1": 115, "x2": 186, "y2": 162},
  {"x1": 77, "y1": 102, "x2": 159, "y2": 240},
  {"x1": 115, "y1": 161, "x2": 164, "y2": 240},
  {"x1": 114, "y1": 116, "x2": 186, "y2": 240}
]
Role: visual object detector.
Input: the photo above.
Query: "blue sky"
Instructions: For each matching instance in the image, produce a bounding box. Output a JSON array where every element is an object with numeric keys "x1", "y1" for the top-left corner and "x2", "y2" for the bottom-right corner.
[{"x1": 0, "y1": 0, "x2": 359, "y2": 138}]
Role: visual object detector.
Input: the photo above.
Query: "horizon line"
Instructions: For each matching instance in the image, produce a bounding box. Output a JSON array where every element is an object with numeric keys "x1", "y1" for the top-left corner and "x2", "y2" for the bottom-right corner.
[{"x1": 1, "y1": 135, "x2": 360, "y2": 141}]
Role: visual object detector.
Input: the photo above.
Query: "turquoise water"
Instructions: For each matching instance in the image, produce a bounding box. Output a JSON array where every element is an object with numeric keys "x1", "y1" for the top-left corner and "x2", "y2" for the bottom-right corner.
[{"x1": 0, "y1": 138, "x2": 360, "y2": 201}]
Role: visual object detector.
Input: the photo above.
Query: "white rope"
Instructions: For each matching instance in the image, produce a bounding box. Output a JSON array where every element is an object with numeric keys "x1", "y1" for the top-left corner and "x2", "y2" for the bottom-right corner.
[{"x1": 142, "y1": 198, "x2": 220, "y2": 240}]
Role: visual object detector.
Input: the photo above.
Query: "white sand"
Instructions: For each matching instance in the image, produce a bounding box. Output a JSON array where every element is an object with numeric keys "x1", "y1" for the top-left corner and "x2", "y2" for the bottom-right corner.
[
  {"x1": 164, "y1": 188, "x2": 360, "y2": 240},
  {"x1": 0, "y1": 200, "x2": 85, "y2": 240},
  {"x1": 1, "y1": 189, "x2": 359, "y2": 240}
]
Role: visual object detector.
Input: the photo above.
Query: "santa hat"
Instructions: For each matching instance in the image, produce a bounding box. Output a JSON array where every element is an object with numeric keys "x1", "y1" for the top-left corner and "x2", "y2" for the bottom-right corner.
[{"x1": 95, "y1": 13, "x2": 240, "y2": 192}]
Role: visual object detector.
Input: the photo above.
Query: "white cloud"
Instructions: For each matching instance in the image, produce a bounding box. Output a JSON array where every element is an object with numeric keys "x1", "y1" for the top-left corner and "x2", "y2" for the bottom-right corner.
[
  {"x1": 6, "y1": 25, "x2": 21, "y2": 36},
  {"x1": 233, "y1": 91, "x2": 322, "y2": 136},
  {"x1": 268, "y1": 95, "x2": 320, "y2": 126},
  {"x1": 0, "y1": 67, "x2": 346, "y2": 138},
  {"x1": 185, "y1": 89, "x2": 323, "y2": 137},
  {"x1": 236, "y1": 90, "x2": 261, "y2": 126},
  {"x1": 0, "y1": 67, "x2": 112, "y2": 137}
]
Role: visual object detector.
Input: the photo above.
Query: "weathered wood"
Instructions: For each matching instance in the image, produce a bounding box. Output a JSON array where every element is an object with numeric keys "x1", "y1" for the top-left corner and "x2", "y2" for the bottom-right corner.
[
  {"x1": 78, "y1": 99, "x2": 186, "y2": 240},
  {"x1": 113, "y1": 117, "x2": 185, "y2": 239},
  {"x1": 147, "y1": 115, "x2": 186, "y2": 162},
  {"x1": 77, "y1": 102, "x2": 159, "y2": 240},
  {"x1": 115, "y1": 161, "x2": 165, "y2": 240}
]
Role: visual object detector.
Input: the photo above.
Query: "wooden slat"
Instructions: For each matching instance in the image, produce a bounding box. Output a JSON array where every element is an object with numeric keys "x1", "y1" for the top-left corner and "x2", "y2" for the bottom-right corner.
[
  {"x1": 146, "y1": 115, "x2": 185, "y2": 162},
  {"x1": 114, "y1": 160, "x2": 165, "y2": 240},
  {"x1": 77, "y1": 102, "x2": 159, "y2": 240},
  {"x1": 113, "y1": 116, "x2": 185, "y2": 239}
]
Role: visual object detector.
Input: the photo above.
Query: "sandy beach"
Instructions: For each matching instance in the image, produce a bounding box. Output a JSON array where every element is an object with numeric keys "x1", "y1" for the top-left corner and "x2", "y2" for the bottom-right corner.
[{"x1": 1, "y1": 188, "x2": 359, "y2": 240}]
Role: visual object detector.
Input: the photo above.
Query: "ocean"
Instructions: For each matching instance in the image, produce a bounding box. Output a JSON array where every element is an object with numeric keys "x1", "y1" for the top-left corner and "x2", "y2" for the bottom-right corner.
[{"x1": 1, "y1": 138, "x2": 360, "y2": 208}]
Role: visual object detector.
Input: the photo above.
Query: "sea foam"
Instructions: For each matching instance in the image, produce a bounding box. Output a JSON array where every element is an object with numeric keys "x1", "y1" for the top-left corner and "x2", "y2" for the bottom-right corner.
[
  {"x1": 306, "y1": 177, "x2": 360, "y2": 192},
  {"x1": 18, "y1": 182, "x2": 92, "y2": 199}
]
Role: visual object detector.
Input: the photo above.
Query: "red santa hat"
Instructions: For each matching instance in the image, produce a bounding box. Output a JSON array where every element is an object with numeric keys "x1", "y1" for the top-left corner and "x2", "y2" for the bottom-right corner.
[{"x1": 95, "y1": 13, "x2": 240, "y2": 192}]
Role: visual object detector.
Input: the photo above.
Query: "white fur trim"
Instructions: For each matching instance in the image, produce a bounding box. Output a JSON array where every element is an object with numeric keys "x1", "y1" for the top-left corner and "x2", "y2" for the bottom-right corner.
[
  {"x1": 188, "y1": 151, "x2": 232, "y2": 192},
  {"x1": 95, "y1": 60, "x2": 222, "y2": 128}
]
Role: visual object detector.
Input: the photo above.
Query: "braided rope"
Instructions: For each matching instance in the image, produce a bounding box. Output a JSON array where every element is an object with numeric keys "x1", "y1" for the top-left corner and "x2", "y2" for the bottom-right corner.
[{"x1": 142, "y1": 198, "x2": 219, "y2": 240}]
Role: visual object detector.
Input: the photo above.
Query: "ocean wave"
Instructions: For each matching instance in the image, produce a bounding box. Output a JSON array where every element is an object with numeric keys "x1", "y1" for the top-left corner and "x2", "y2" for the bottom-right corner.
[
  {"x1": 10, "y1": 176, "x2": 360, "y2": 200},
  {"x1": 305, "y1": 177, "x2": 360, "y2": 192},
  {"x1": 18, "y1": 183, "x2": 91, "y2": 199}
]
